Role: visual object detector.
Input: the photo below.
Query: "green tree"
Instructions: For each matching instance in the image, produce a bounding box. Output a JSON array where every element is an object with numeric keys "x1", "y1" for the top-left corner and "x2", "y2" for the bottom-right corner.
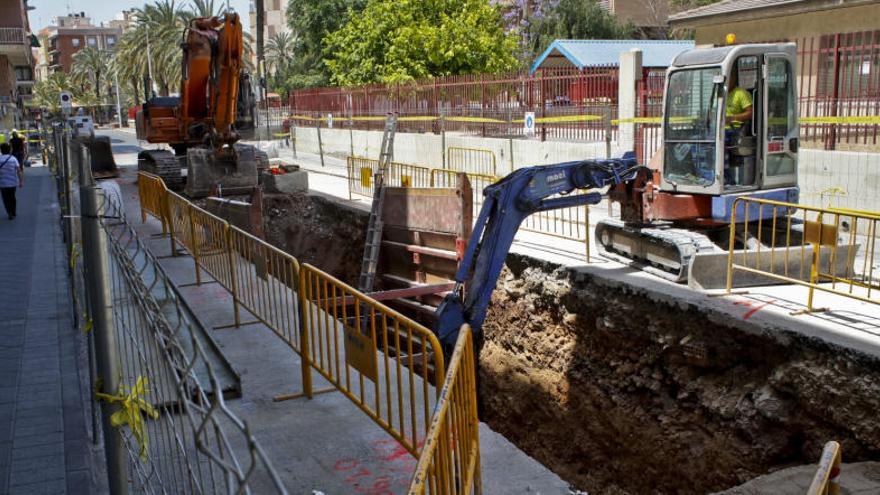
[
  {"x1": 33, "y1": 72, "x2": 76, "y2": 112},
  {"x1": 71, "y1": 47, "x2": 109, "y2": 101},
  {"x1": 529, "y1": 0, "x2": 635, "y2": 58},
  {"x1": 285, "y1": 0, "x2": 367, "y2": 87},
  {"x1": 324, "y1": 0, "x2": 519, "y2": 85},
  {"x1": 265, "y1": 31, "x2": 298, "y2": 96},
  {"x1": 266, "y1": 32, "x2": 296, "y2": 76}
]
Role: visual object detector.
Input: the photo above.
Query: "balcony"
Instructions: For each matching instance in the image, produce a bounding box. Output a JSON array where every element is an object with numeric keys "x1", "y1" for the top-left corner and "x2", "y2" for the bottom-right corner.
[
  {"x1": 0, "y1": 28, "x2": 27, "y2": 45},
  {"x1": 0, "y1": 28, "x2": 31, "y2": 65}
]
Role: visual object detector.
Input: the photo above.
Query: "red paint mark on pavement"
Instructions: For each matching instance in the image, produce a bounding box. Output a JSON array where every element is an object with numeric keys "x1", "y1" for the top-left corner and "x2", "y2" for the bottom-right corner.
[{"x1": 735, "y1": 299, "x2": 777, "y2": 320}]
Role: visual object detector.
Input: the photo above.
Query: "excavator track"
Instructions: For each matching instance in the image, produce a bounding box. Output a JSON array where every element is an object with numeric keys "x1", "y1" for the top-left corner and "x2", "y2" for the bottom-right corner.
[
  {"x1": 595, "y1": 218, "x2": 721, "y2": 282},
  {"x1": 138, "y1": 150, "x2": 184, "y2": 190}
]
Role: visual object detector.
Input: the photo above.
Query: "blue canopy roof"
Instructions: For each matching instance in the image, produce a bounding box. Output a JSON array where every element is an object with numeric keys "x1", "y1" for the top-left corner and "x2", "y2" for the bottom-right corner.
[{"x1": 530, "y1": 39, "x2": 696, "y2": 74}]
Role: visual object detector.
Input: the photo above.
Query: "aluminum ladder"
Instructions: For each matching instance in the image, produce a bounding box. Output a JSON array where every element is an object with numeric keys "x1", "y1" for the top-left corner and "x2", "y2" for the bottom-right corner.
[{"x1": 357, "y1": 113, "x2": 398, "y2": 293}]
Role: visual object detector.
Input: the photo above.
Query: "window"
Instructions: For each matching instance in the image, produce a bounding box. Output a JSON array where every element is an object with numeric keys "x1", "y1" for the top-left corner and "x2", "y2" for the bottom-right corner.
[
  {"x1": 71, "y1": 38, "x2": 80, "y2": 47},
  {"x1": 765, "y1": 56, "x2": 797, "y2": 177},
  {"x1": 663, "y1": 67, "x2": 722, "y2": 187},
  {"x1": 107, "y1": 35, "x2": 116, "y2": 46},
  {"x1": 87, "y1": 37, "x2": 97, "y2": 47},
  {"x1": 14, "y1": 66, "x2": 32, "y2": 81}
]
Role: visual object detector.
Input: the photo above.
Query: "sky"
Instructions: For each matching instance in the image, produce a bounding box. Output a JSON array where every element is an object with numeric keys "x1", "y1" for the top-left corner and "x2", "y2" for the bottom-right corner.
[{"x1": 29, "y1": 0, "x2": 252, "y2": 32}]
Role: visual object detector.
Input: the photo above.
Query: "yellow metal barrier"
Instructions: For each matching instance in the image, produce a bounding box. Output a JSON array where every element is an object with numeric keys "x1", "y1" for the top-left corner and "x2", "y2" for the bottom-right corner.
[
  {"x1": 298, "y1": 263, "x2": 446, "y2": 456},
  {"x1": 725, "y1": 197, "x2": 880, "y2": 312},
  {"x1": 430, "y1": 169, "x2": 496, "y2": 220},
  {"x1": 137, "y1": 173, "x2": 168, "y2": 230},
  {"x1": 408, "y1": 324, "x2": 481, "y2": 495},
  {"x1": 226, "y1": 227, "x2": 302, "y2": 346},
  {"x1": 446, "y1": 147, "x2": 497, "y2": 176},
  {"x1": 347, "y1": 156, "x2": 432, "y2": 199},
  {"x1": 140, "y1": 172, "x2": 484, "y2": 486},
  {"x1": 807, "y1": 441, "x2": 841, "y2": 495}
]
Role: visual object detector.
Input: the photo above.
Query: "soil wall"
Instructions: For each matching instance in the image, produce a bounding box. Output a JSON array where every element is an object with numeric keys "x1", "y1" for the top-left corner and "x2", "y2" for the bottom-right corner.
[
  {"x1": 260, "y1": 192, "x2": 880, "y2": 493},
  {"x1": 263, "y1": 192, "x2": 367, "y2": 286},
  {"x1": 481, "y1": 254, "x2": 880, "y2": 493}
]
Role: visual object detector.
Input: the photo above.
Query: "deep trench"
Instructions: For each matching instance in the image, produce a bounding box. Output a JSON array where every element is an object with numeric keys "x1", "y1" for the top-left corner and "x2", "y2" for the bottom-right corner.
[{"x1": 262, "y1": 191, "x2": 880, "y2": 494}]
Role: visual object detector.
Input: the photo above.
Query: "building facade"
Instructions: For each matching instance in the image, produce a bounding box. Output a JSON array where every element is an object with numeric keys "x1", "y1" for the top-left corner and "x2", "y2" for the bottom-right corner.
[
  {"x1": 38, "y1": 13, "x2": 121, "y2": 75},
  {"x1": 0, "y1": 0, "x2": 36, "y2": 130},
  {"x1": 249, "y1": 0, "x2": 289, "y2": 67}
]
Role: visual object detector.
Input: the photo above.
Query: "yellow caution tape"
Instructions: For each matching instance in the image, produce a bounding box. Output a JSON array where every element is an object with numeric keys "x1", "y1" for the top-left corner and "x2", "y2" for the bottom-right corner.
[
  {"x1": 613, "y1": 117, "x2": 663, "y2": 124},
  {"x1": 95, "y1": 376, "x2": 160, "y2": 461},
  {"x1": 287, "y1": 113, "x2": 880, "y2": 126},
  {"x1": 800, "y1": 115, "x2": 880, "y2": 125},
  {"x1": 510, "y1": 114, "x2": 604, "y2": 124},
  {"x1": 444, "y1": 116, "x2": 504, "y2": 123},
  {"x1": 350, "y1": 116, "x2": 391, "y2": 121},
  {"x1": 399, "y1": 116, "x2": 440, "y2": 122}
]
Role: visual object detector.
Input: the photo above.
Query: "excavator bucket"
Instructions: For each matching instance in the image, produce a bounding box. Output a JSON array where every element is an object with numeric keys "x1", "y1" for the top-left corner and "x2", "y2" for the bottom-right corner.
[
  {"x1": 185, "y1": 143, "x2": 261, "y2": 198},
  {"x1": 77, "y1": 135, "x2": 119, "y2": 179}
]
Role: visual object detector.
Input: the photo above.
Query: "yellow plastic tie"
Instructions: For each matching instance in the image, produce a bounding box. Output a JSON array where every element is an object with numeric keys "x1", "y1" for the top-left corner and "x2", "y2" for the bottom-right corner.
[
  {"x1": 82, "y1": 317, "x2": 93, "y2": 333},
  {"x1": 95, "y1": 376, "x2": 160, "y2": 460},
  {"x1": 70, "y1": 244, "x2": 81, "y2": 270}
]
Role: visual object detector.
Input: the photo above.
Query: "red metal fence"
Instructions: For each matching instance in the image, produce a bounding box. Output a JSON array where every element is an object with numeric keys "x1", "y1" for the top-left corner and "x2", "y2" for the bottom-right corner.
[
  {"x1": 289, "y1": 67, "x2": 619, "y2": 142},
  {"x1": 288, "y1": 31, "x2": 880, "y2": 154},
  {"x1": 797, "y1": 30, "x2": 880, "y2": 150}
]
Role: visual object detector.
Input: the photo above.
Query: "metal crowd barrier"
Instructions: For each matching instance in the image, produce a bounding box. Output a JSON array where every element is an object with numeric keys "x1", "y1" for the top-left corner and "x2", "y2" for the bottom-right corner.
[
  {"x1": 408, "y1": 325, "x2": 481, "y2": 495},
  {"x1": 349, "y1": 159, "x2": 594, "y2": 261},
  {"x1": 347, "y1": 156, "x2": 433, "y2": 198},
  {"x1": 725, "y1": 197, "x2": 880, "y2": 312},
  {"x1": 137, "y1": 172, "x2": 479, "y2": 483},
  {"x1": 54, "y1": 132, "x2": 289, "y2": 493},
  {"x1": 137, "y1": 172, "x2": 169, "y2": 233},
  {"x1": 446, "y1": 147, "x2": 497, "y2": 176},
  {"x1": 298, "y1": 263, "x2": 446, "y2": 456}
]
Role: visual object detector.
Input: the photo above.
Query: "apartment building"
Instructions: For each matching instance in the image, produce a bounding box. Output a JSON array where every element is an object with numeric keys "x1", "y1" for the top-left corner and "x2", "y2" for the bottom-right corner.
[
  {"x1": 38, "y1": 13, "x2": 121, "y2": 75},
  {"x1": 0, "y1": 0, "x2": 36, "y2": 130}
]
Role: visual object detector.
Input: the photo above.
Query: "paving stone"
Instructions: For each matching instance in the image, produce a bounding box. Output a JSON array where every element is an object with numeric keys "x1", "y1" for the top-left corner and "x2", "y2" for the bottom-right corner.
[
  {"x1": 0, "y1": 169, "x2": 105, "y2": 494},
  {"x1": 9, "y1": 478, "x2": 67, "y2": 495}
]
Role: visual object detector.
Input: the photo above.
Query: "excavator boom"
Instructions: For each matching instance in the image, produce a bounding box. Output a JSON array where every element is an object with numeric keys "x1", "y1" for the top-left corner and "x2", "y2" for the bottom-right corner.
[
  {"x1": 433, "y1": 154, "x2": 642, "y2": 352},
  {"x1": 136, "y1": 12, "x2": 263, "y2": 197}
]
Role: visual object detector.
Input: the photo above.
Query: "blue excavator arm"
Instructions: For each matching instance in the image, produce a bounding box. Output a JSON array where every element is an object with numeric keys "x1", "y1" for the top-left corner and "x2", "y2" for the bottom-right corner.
[{"x1": 434, "y1": 153, "x2": 642, "y2": 352}]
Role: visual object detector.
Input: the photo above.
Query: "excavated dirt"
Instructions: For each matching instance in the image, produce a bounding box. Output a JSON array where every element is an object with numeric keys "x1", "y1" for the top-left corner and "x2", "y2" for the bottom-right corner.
[
  {"x1": 480, "y1": 254, "x2": 880, "y2": 494},
  {"x1": 263, "y1": 192, "x2": 366, "y2": 286},
  {"x1": 258, "y1": 193, "x2": 880, "y2": 493}
]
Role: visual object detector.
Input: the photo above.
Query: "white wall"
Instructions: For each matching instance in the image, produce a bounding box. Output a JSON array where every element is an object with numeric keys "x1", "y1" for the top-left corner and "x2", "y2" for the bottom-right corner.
[
  {"x1": 294, "y1": 126, "x2": 880, "y2": 215},
  {"x1": 798, "y1": 148, "x2": 880, "y2": 212},
  {"x1": 292, "y1": 126, "x2": 624, "y2": 174}
]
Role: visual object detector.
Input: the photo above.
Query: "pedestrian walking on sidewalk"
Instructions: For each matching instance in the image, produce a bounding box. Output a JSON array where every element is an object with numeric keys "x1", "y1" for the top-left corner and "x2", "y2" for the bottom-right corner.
[
  {"x1": 0, "y1": 142, "x2": 23, "y2": 219},
  {"x1": 10, "y1": 130, "x2": 26, "y2": 167}
]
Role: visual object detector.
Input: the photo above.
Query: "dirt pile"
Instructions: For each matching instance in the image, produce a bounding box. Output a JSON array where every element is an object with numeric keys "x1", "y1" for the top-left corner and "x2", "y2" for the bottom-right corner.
[
  {"x1": 263, "y1": 192, "x2": 367, "y2": 285},
  {"x1": 480, "y1": 254, "x2": 880, "y2": 494}
]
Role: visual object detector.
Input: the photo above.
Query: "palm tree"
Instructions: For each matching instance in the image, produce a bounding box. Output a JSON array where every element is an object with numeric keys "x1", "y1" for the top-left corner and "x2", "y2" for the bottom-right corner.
[
  {"x1": 71, "y1": 47, "x2": 109, "y2": 101},
  {"x1": 114, "y1": 0, "x2": 256, "y2": 99},
  {"x1": 266, "y1": 31, "x2": 296, "y2": 77},
  {"x1": 33, "y1": 72, "x2": 75, "y2": 112}
]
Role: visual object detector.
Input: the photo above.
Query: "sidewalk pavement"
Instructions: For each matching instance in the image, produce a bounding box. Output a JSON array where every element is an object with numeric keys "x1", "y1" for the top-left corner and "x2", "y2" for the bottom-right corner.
[{"x1": 0, "y1": 167, "x2": 104, "y2": 494}]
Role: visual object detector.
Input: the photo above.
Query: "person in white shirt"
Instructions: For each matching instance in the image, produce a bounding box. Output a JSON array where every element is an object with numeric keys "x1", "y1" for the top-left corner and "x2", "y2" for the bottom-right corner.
[{"x1": 0, "y1": 142, "x2": 23, "y2": 219}]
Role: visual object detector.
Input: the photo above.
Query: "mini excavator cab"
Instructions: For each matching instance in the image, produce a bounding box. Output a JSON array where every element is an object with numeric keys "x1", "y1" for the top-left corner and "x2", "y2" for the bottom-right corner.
[{"x1": 660, "y1": 43, "x2": 799, "y2": 196}]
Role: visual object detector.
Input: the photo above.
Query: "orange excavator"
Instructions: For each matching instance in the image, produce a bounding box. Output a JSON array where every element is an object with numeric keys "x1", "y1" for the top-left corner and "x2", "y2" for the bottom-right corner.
[{"x1": 136, "y1": 13, "x2": 265, "y2": 197}]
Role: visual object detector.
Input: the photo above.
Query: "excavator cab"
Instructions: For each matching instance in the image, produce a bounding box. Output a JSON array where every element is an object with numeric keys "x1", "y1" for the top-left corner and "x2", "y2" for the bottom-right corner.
[{"x1": 661, "y1": 43, "x2": 799, "y2": 197}]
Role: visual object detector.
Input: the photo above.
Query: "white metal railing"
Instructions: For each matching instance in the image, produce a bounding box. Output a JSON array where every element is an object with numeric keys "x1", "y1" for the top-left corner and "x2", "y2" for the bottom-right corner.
[{"x1": 0, "y1": 28, "x2": 26, "y2": 45}]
